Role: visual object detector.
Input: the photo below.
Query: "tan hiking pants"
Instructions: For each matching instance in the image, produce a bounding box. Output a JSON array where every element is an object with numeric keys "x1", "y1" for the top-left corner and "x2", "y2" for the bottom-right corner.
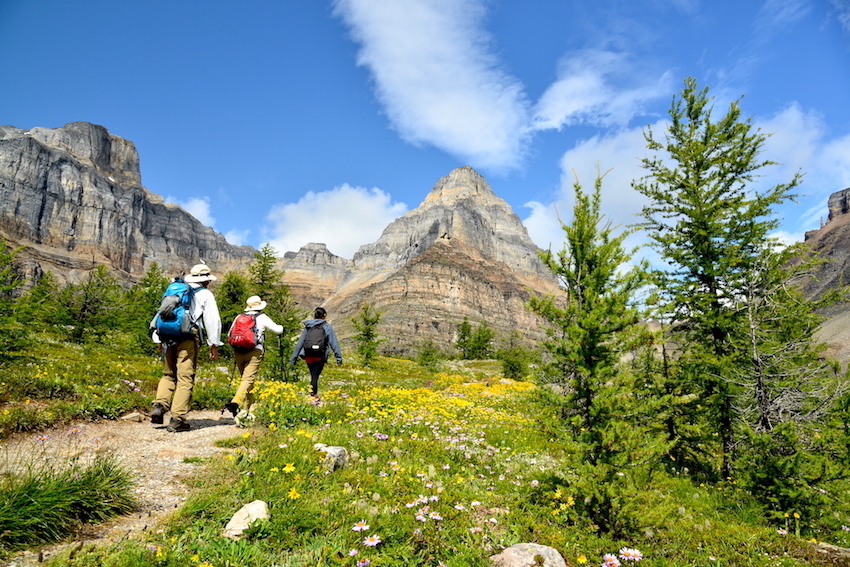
[
  {"x1": 231, "y1": 348, "x2": 263, "y2": 410},
  {"x1": 155, "y1": 336, "x2": 198, "y2": 419}
]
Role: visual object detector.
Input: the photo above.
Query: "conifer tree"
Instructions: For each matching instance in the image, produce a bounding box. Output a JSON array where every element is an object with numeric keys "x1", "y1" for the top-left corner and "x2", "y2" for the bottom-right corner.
[
  {"x1": 497, "y1": 330, "x2": 530, "y2": 381},
  {"x1": 455, "y1": 318, "x2": 473, "y2": 359},
  {"x1": 55, "y1": 264, "x2": 123, "y2": 342},
  {"x1": 469, "y1": 323, "x2": 494, "y2": 359},
  {"x1": 124, "y1": 262, "x2": 169, "y2": 354},
  {"x1": 217, "y1": 271, "x2": 252, "y2": 329},
  {"x1": 247, "y1": 244, "x2": 302, "y2": 381},
  {"x1": 0, "y1": 238, "x2": 25, "y2": 358},
  {"x1": 633, "y1": 77, "x2": 802, "y2": 477},
  {"x1": 352, "y1": 303, "x2": 383, "y2": 367},
  {"x1": 455, "y1": 318, "x2": 494, "y2": 359},
  {"x1": 528, "y1": 173, "x2": 663, "y2": 535}
]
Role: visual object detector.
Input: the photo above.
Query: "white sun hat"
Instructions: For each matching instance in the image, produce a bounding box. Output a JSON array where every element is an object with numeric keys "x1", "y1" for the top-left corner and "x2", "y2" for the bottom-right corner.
[{"x1": 245, "y1": 295, "x2": 267, "y2": 311}]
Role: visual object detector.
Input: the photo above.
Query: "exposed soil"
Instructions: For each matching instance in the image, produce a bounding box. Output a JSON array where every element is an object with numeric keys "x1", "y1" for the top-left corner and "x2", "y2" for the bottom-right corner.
[{"x1": 0, "y1": 409, "x2": 247, "y2": 566}]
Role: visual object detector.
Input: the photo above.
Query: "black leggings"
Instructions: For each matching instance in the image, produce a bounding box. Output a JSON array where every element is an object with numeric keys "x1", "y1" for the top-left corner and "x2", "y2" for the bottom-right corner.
[{"x1": 307, "y1": 360, "x2": 326, "y2": 396}]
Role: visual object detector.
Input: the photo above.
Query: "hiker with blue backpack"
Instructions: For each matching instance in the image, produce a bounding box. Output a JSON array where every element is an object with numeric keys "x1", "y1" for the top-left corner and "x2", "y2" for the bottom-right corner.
[
  {"x1": 290, "y1": 307, "x2": 343, "y2": 400},
  {"x1": 223, "y1": 295, "x2": 284, "y2": 420},
  {"x1": 150, "y1": 263, "x2": 223, "y2": 432}
]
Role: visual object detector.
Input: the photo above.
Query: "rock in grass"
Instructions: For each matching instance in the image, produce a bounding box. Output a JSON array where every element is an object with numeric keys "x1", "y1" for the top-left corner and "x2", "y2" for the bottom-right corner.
[
  {"x1": 120, "y1": 411, "x2": 145, "y2": 422},
  {"x1": 314, "y1": 443, "x2": 349, "y2": 472},
  {"x1": 222, "y1": 500, "x2": 269, "y2": 540},
  {"x1": 490, "y1": 543, "x2": 566, "y2": 567}
]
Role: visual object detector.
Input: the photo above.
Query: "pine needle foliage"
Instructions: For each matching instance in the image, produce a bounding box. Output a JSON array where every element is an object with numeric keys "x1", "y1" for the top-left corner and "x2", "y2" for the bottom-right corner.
[
  {"x1": 633, "y1": 76, "x2": 803, "y2": 477},
  {"x1": 352, "y1": 303, "x2": 384, "y2": 367},
  {"x1": 528, "y1": 172, "x2": 669, "y2": 535}
]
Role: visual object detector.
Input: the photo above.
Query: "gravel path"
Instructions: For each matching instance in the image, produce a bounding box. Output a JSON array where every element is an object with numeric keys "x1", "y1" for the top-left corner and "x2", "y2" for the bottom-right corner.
[{"x1": 0, "y1": 409, "x2": 247, "y2": 566}]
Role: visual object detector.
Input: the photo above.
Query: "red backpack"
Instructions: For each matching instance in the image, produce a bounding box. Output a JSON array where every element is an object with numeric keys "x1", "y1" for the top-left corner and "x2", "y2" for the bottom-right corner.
[{"x1": 228, "y1": 313, "x2": 259, "y2": 353}]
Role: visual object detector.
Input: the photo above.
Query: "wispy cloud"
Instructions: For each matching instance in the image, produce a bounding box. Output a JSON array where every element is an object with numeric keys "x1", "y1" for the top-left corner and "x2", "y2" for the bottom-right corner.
[
  {"x1": 333, "y1": 0, "x2": 530, "y2": 171},
  {"x1": 756, "y1": 0, "x2": 809, "y2": 30},
  {"x1": 758, "y1": 103, "x2": 850, "y2": 236},
  {"x1": 264, "y1": 183, "x2": 408, "y2": 259},
  {"x1": 829, "y1": 0, "x2": 850, "y2": 32},
  {"x1": 532, "y1": 50, "x2": 673, "y2": 130},
  {"x1": 716, "y1": 0, "x2": 809, "y2": 89},
  {"x1": 524, "y1": 101, "x2": 850, "y2": 257}
]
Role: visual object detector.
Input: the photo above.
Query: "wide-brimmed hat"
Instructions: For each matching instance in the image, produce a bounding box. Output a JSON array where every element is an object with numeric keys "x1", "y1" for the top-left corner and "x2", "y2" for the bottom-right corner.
[
  {"x1": 245, "y1": 295, "x2": 267, "y2": 311},
  {"x1": 184, "y1": 263, "x2": 217, "y2": 283}
]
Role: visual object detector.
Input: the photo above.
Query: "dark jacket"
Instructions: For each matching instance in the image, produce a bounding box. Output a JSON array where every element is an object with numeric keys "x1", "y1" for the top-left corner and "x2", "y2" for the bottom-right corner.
[{"x1": 290, "y1": 318, "x2": 343, "y2": 365}]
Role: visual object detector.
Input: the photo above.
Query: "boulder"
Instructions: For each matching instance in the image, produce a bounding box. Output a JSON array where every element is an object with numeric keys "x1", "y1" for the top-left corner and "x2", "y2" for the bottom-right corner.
[
  {"x1": 489, "y1": 543, "x2": 567, "y2": 567},
  {"x1": 222, "y1": 500, "x2": 269, "y2": 540}
]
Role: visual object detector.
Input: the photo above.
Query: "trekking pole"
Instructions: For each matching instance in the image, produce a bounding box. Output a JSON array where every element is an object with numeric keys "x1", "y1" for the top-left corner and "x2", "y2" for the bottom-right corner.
[{"x1": 277, "y1": 335, "x2": 285, "y2": 381}]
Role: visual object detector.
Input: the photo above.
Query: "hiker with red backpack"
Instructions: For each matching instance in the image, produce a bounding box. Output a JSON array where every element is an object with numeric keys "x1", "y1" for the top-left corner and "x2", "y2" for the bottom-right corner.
[
  {"x1": 223, "y1": 295, "x2": 283, "y2": 419},
  {"x1": 150, "y1": 263, "x2": 223, "y2": 432},
  {"x1": 290, "y1": 307, "x2": 343, "y2": 400}
]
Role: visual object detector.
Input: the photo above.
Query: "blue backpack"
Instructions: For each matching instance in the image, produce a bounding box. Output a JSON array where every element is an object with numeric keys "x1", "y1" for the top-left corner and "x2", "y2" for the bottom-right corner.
[{"x1": 153, "y1": 279, "x2": 197, "y2": 343}]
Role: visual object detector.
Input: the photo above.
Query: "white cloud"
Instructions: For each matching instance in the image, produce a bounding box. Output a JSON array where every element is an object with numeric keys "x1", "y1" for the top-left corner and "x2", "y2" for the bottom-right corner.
[
  {"x1": 264, "y1": 183, "x2": 408, "y2": 259},
  {"x1": 757, "y1": 103, "x2": 850, "y2": 236},
  {"x1": 524, "y1": 101, "x2": 850, "y2": 260},
  {"x1": 333, "y1": 0, "x2": 530, "y2": 171},
  {"x1": 831, "y1": 0, "x2": 850, "y2": 32},
  {"x1": 523, "y1": 124, "x2": 657, "y2": 252},
  {"x1": 224, "y1": 229, "x2": 250, "y2": 246},
  {"x1": 532, "y1": 50, "x2": 673, "y2": 130},
  {"x1": 166, "y1": 196, "x2": 216, "y2": 227}
]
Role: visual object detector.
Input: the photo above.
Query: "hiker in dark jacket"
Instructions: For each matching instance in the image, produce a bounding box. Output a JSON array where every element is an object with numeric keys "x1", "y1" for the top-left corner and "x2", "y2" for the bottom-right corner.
[{"x1": 290, "y1": 307, "x2": 342, "y2": 399}]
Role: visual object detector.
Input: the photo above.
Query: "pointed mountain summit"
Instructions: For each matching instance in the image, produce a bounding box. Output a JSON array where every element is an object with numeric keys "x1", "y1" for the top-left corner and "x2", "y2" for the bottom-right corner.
[
  {"x1": 283, "y1": 166, "x2": 559, "y2": 355},
  {"x1": 350, "y1": 166, "x2": 551, "y2": 285}
]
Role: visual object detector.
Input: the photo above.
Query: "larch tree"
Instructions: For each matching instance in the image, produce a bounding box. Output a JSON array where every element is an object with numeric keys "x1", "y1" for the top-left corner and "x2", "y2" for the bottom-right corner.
[
  {"x1": 528, "y1": 172, "x2": 664, "y2": 535},
  {"x1": 632, "y1": 76, "x2": 835, "y2": 482}
]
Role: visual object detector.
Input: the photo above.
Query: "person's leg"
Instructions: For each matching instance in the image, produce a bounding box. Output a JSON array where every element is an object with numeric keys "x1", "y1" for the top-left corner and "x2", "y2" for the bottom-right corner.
[
  {"x1": 154, "y1": 344, "x2": 179, "y2": 408},
  {"x1": 152, "y1": 345, "x2": 178, "y2": 423},
  {"x1": 307, "y1": 360, "x2": 325, "y2": 396},
  {"x1": 169, "y1": 337, "x2": 198, "y2": 421},
  {"x1": 231, "y1": 349, "x2": 262, "y2": 410}
]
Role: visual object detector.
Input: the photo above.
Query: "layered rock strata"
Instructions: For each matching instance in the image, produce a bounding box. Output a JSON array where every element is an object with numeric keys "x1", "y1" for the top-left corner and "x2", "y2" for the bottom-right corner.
[{"x1": 0, "y1": 123, "x2": 255, "y2": 284}]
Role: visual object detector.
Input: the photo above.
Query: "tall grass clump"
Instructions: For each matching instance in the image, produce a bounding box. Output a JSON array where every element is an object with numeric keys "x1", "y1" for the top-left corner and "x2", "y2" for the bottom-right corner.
[{"x1": 0, "y1": 439, "x2": 136, "y2": 556}]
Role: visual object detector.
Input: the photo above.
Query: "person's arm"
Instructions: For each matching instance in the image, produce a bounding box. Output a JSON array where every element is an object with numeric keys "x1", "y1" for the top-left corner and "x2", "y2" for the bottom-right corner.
[
  {"x1": 258, "y1": 313, "x2": 284, "y2": 335},
  {"x1": 290, "y1": 328, "x2": 306, "y2": 365},
  {"x1": 326, "y1": 324, "x2": 343, "y2": 365},
  {"x1": 195, "y1": 289, "x2": 223, "y2": 347}
]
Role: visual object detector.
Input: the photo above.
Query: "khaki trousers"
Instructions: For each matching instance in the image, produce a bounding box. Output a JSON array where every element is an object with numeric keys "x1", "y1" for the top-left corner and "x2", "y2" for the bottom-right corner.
[
  {"x1": 231, "y1": 348, "x2": 263, "y2": 410},
  {"x1": 155, "y1": 336, "x2": 198, "y2": 419}
]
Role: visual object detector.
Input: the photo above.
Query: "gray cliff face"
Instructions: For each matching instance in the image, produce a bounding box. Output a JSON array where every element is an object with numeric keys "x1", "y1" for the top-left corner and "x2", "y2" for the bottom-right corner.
[{"x1": 0, "y1": 122, "x2": 255, "y2": 284}]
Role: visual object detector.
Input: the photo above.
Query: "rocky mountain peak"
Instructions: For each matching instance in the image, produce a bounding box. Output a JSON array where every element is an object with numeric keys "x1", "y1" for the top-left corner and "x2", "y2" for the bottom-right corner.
[
  {"x1": 421, "y1": 165, "x2": 501, "y2": 209},
  {"x1": 350, "y1": 166, "x2": 548, "y2": 284}
]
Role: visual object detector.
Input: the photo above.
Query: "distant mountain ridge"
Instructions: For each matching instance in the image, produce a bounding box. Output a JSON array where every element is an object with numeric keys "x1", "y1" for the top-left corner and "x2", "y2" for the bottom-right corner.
[{"x1": 0, "y1": 123, "x2": 559, "y2": 353}]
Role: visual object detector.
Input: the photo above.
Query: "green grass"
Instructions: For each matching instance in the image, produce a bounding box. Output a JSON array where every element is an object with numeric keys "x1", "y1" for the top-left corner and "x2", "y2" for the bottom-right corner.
[
  {"x1": 2, "y1": 337, "x2": 850, "y2": 566},
  {"x1": 0, "y1": 334, "x2": 237, "y2": 439},
  {"x1": 38, "y1": 357, "x2": 850, "y2": 566},
  {"x1": 0, "y1": 449, "x2": 135, "y2": 556}
]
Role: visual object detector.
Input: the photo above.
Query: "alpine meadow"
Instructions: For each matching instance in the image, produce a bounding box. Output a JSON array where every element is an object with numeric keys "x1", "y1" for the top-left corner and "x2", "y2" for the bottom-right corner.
[{"x1": 1, "y1": 78, "x2": 850, "y2": 567}]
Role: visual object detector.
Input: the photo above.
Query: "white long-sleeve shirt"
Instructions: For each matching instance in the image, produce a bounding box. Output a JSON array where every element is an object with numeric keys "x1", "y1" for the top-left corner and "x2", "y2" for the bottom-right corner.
[
  {"x1": 228, "y1": 311, "x2": 284, "y2": 351},
  {"x1": 151, "y1": 284, "x2": 223, "y2": 346},
  {"x1": 190, "y1": 285, "x2": 223, "y2": 346}
]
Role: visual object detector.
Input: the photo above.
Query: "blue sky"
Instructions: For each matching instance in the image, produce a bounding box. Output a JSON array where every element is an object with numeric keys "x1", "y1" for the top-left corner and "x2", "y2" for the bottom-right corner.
[{"x1": 2, "y1": 0, "x2": 849, "y2": 260}]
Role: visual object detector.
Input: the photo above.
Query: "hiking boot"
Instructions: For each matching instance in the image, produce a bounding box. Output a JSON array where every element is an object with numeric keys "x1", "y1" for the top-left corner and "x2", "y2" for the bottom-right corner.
[
  {"x1": 223, "y1": 402, "x2": 239, "y2": 418},
  {"x1": 150, "y1": 402, "x2": 166, "y2": 424},
  {"x1": 166, "y1": 417, "x2": 190, "y2": 432}
]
